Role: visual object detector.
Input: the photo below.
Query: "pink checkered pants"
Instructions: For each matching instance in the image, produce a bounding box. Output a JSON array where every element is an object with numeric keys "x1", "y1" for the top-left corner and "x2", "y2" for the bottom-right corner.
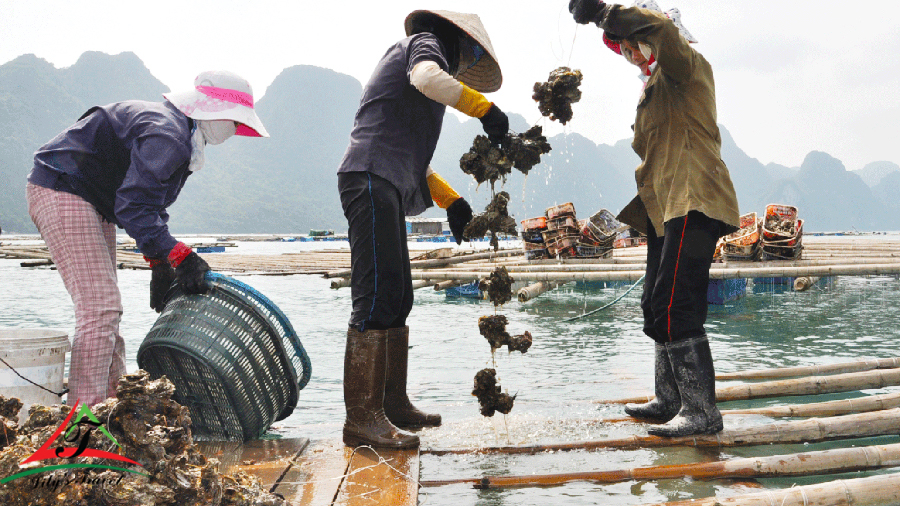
[{"x1": 26, "y1": 183, "x2": 127, "y2": 406}]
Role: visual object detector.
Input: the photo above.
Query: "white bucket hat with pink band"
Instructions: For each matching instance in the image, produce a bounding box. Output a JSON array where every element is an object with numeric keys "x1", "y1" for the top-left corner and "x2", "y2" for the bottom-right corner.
[{"x1": 163, "y1": 70, "x2": 269, "y2": 138}]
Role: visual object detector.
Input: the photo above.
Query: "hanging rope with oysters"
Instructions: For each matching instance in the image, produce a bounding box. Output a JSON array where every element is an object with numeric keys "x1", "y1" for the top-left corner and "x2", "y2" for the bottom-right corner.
[
  {"x1": 462, "y1": 66, "x2": 583, "y2": 419},
  {"x1": 471, "y1": 266, "x2": 532, "y2": 418}
]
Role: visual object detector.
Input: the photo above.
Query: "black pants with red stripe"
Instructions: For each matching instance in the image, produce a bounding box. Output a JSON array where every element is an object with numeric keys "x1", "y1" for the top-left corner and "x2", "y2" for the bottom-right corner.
[
  {"x1": 339, "y1": 171, "x2": 414, "y2": 332},
  {"x1": 641, "y1": 211, "x2": 723, "y2": 344}
]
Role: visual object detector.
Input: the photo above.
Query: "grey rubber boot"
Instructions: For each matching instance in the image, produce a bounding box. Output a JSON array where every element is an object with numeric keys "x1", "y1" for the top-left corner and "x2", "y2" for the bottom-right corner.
[
  {"x1": 624, "y1": 342, "x2": 681, "y2": 422},
  {"x1": 343, "y1": 328, "x2": 419, "y2": 449},
  {"x1": 384, "y1": 326, "x2": 442, "y2": 428},
  {"x1": 648, "y1": 336, "x2": 724, "y2": 437}
]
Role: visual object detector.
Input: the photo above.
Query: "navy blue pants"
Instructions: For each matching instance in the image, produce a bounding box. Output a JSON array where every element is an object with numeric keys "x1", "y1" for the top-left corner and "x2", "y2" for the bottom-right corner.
[
  {"x1": 641, "y1": 211, "x2": 723, "y2": 344},
  {"x1": 339, "y1": 172, "x2": 414, "y2": 331}
]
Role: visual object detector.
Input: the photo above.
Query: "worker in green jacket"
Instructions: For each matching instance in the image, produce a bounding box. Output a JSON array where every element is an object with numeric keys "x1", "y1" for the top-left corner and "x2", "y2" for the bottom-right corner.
[{"x1": 570, "y1": 0, "x2": 740, "y2": 437}]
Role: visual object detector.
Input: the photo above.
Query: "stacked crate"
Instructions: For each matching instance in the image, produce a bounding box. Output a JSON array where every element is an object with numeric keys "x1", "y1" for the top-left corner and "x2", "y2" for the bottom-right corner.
[
  {"x1": 578, "y1": 209, "x2": 619, "y2": 258},
  {"x1": 520, "y1": 216, "x2": 550, "y2": 260},
  {"x1": 544, "y1": 203, "x2": 580, "y2": 258},
  {"x1": 761, "y1": 204, "x2": 803, "y2": 260},
  {"x1": 721, "y1": 212, "x2": 762, "y2": 261}
]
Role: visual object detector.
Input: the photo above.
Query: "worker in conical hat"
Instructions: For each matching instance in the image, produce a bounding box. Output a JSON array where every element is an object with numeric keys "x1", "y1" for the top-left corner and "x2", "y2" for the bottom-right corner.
[
  {"x1": 337, "y1": 9, "x2": 508, "y2": 449},
  {"x1": 26, "y1": 70, "x2": 268, "y2": 407},
  {"x1": 569, "y1": 0, "x2": 740, "y2": 437}
]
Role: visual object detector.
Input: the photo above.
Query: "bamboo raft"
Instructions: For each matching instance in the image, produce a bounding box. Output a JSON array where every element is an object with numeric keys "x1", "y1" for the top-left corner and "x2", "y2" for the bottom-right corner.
[
  {"x1": 6, "y1": 236, "x2": 900, "y2": 504},
  {"x1": 416, "y1": 357, "x2": 900, "y2": 506},
  {"x1": 5, "y1": 237, "x2": 900, "y2": 284}
]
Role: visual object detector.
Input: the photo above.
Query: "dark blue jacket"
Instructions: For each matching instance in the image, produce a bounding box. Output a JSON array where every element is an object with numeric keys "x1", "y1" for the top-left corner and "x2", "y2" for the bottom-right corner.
[{"x1": 29, "y1": 100, "x2": 193, "y2": 259}]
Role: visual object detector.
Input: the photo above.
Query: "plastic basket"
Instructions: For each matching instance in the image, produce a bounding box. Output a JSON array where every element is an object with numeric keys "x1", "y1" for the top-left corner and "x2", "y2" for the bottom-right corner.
[
  {"x1": 138, "y1": 272, "x2": 311, "y2": 441},
  {"x1": 547, "y1": 215, "x2": 578, "y2": 231},
  {"x1": 724, "y1": 212, "x2": 760, "y2": 247},
  {"x1": 546, "y1": 202, "x2": 576, "y2": 220},
  {"x1": 520, "y1": 216, "x2": 548, "y2": 231},
  {"x1": 584, "y1": 209, "x2": 620, "y2": 241},
  {"x1": 576, "y1": 244, "x2": 612, "y2": 258},
  {"x1": 521, "y1": 230, "x2": 545, "y2": 244},
  {"x1": 762, "y1": 204, "x2": 799, "y2": 242}
]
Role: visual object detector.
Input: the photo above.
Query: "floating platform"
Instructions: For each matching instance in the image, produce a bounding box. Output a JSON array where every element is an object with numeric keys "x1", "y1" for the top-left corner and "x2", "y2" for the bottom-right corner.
[
  {"x1": 5, "y1": 236, "x2": 900, "y2": 297},
  {"x1": 196, "y1": 438, "x2": 419, "y2": 506}
]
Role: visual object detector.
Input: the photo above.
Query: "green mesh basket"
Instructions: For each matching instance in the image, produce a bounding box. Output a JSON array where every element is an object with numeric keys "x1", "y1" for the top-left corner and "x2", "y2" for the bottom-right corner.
[{"x1": 138, "y1": 272, "x2": 311, "y2": 441}]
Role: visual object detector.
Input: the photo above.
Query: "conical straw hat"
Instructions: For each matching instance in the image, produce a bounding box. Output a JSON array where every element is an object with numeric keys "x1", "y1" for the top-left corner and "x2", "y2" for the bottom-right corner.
[{"x1": 404, "y1": 10, "x2": 502, "y2": 93}]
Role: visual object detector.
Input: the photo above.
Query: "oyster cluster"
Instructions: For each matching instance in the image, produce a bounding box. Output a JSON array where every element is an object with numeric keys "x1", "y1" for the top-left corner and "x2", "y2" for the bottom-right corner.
[
  {"x1": 532, "y1": 66, "x2": 583, "y2": 124},
  {"x1": 478, "y1": 315, "x2": 533, "y2": 354},
  {"x1": 478, "y1": 266, "x2": 515, "y2": 307},
  {"x1": 460, "y1": 135, "x2": 511, "y2": 188},
  {"x1": 459, "y1": 128, "x2": 552, "y2": 189},
  {"x1": 765, "y1": 215, "x2": 796, "y2": 235},
  {"x1": 472, "y1": 368, "x2": 516, "y2": 417},
  {"x1": 463, "y1": 192, "x2": 518, "y2": 251},
  {"x1": 0, "y1": 371, "x2": 285, "y2": 506},
  {"x1": 504, "y1": 126, "x2": 552, "y2": 175},
  {"x1": 0, "y1": 397, "x2": 21, "y2": 449}
]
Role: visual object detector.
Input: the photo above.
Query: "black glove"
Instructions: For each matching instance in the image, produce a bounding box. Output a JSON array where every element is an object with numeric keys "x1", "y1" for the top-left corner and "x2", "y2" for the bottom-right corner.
[
  {"x1": 149, "y1": 261, "x2": 176, "y2": 313},
  {"x1": 446, "y1": 197, "x2": 474, "y2": 245},
  {"x1": 175, "y1": 251, "x2": 211, "y2": 295},
  {"x1": 569, "y1": 0, "x2": 607, "y2": 25},
  {"x1": 478, "y1": 104, "x2": 509, "y2": 145}
]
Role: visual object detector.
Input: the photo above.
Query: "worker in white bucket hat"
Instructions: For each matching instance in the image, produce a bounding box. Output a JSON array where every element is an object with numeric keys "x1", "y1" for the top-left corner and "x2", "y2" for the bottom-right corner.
[
  {"x1": 26, "y1": 70, "x2": 268, "y2": 408},
  {"x1": 337, "y1": 9, "x2": 508, "y2": 450},
  {"x1": 569, "y1": 0, "x2": 740, "y2": 438}
]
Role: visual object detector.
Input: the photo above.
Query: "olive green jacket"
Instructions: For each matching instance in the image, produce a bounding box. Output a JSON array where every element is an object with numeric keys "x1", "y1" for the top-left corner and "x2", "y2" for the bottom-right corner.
[{"x1": 602, "y1": 5, "x2": 740, "y2": 237}]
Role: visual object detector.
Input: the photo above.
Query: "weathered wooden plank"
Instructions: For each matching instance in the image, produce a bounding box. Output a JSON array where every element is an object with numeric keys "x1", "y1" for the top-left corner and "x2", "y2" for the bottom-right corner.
[{"x1": 334, "y1": 445, "x2": 419, "y2": 506}]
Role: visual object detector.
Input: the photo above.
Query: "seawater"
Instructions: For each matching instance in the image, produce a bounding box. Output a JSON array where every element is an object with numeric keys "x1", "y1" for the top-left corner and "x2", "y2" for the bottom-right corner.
[{"x1": 2, "y1": 235, "x2": 900, "y2": 505}]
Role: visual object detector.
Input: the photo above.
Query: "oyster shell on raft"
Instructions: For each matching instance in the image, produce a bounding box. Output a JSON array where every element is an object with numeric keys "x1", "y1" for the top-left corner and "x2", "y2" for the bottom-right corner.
[{"x1": 0, "y1": 370, "x2": 285, "y2": 506}]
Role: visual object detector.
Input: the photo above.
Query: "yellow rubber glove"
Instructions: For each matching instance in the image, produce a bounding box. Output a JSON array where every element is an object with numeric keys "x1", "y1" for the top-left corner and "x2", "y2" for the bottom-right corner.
[
  {"x1": 427, "y1": 171, "x2": 460, "y2": 209},
  {"x1": 454, "y1": 84, "x2": 493, "y2": 118}
]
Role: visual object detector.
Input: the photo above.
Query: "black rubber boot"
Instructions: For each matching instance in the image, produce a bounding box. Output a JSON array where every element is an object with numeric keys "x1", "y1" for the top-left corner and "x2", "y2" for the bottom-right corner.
[
  {"x1": 648, "y1": 336, "x2": 723, "y2": 437},
  {"x1": 343, "y1": 328, "x2": 419, "y2": 449},
  {"x1": 624, "y1": 342, "x2": 681, "y2": 422},
  {"x1": 384, "y1": 326, "x2": 442, "y2": 429}
]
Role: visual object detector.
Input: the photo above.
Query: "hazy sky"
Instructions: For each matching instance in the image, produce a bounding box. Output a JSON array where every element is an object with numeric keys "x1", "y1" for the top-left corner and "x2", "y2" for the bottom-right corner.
[{"x1": 3, "y1": 1, "x2": 899, "y2": 172}]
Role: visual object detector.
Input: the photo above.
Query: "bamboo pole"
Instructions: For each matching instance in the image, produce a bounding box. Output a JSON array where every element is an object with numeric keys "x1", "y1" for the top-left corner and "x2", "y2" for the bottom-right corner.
[
  {"x1": 323, "y1": 249, "x2": 522, "y2": 278},
  {"x1": 645, "y1": 472, "x2": 900, "y2": 506},
  {"x1": 434, "y1": 280, "x2": 463, "y2": 291},
  {"x1": 418, "y1": 258, "x2": 900, "y2": 276},
  {"x1": 423, "y1": 408, "x2": 900, "y2": 456},
  {"x1": 793, "y1": 276, "x2": 820, "y2": 291},
  {"x1": 597, "y1": 392, "x2": 900, "y2": 422},
  {"x1": 411, "y1": 263, "x2": 900, "y2": 282},
  {"x1": 604, "y1": 367, "x2": 900, "y2": 404},
  {"x1": 330, "y1": 277, "x2": 351, "y2": 289},
  {"x1": 723, "y1": 391, "x2": 900, "y2": 417},
  {"x1": 420, "y1": 442, "x2": 900, "y2": 488},
  {"x1": 411, "y1": 280, "x2": 432, "y2": 290},
  {"x1": 517, "y1": 282, "x2": 564, "y2": 302},
  {"x1": 717, "y1": 357, "x2": 900, "y2": 380}
]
